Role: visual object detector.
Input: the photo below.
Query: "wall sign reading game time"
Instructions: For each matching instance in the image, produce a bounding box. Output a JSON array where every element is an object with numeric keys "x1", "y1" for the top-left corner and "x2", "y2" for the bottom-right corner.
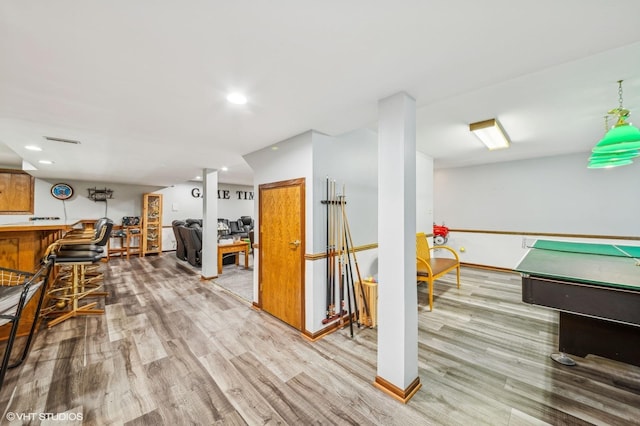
[{"x1": 191, "y1": 188, "x2": 254, "y2": 200}]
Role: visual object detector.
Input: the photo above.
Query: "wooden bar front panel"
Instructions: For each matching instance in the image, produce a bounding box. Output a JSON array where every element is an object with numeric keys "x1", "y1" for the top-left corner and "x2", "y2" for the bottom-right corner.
[{"x1": 0, "y1": 224, "x2": 67, "y2": 341}]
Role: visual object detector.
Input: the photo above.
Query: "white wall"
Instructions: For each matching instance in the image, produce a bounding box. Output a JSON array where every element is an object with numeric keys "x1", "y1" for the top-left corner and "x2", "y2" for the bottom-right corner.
[
  {"x1": 1, "y1": 177, "x2": 253, "y2": 252},
  {"x1": 244, "y1": 130, "x2": 314, "y2": 306},
  {"x1": 416, "y1": 151, "x2": 434, "y2": 236},
  {"x1": 244, "y1": 129, "x2": 380, "y2": 334},
  {"x1": 434, "y1": 152, "x2": 640, "y2": 268},
  {"x1": 160, "y1": 182, "x2": 253, "y2": 251},
  {"x1": 312, "y1": 128, "x2": 379, "y2": 333},
  {"x1": 0, "y1": 178, "x2": 162, "y2": 225},
  {"x1": 435, "y1": 152, "x2": 640, "y2": 234},
  {"x1": 159, "y1": 182, "x2": 253, "y2": 224},
  {"x1": 312, "y1": 128, "x2": 378, "y2": 250},
  {"x1": 158, "y1": 183, "x2": 204, "y2": 252}
]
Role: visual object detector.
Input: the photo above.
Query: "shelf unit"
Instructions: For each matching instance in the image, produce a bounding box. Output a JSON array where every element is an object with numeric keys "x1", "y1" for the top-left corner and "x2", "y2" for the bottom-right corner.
[{"x1": 142, "y1": 193, "x2": 162, "y2": 256}]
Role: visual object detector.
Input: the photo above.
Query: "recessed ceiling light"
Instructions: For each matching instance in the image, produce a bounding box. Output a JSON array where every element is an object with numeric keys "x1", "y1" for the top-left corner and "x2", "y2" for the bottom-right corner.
[
  {"x1": 221, "y1": 166, "x2": 228, "y2": 172},
  {"x1": 38, "y1": 160, "x2": 54, "y2": 165},
  {"x1": 226, "y1": 93, "x2": 247, "y2": 105},
  {"x1": 25, "y1": 145, "x2": 42, "y2": 151},
  {"x1": 271, "y1": 146, "x2": 279, "y2": 151},
  {"x1": 194, "y1": 176, "x2": 202, "y2": 180}
]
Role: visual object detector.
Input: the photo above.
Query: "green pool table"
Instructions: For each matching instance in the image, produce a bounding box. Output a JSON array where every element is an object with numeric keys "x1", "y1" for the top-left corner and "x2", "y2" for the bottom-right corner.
[{"x1": 515, "y1": 240, "x2": 640, "y2": 366}]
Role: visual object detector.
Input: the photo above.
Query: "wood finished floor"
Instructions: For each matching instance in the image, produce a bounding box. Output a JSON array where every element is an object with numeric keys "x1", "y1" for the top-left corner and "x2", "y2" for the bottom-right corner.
[{"x1": 1, "y1": 254, "x2": 639, "y2": 425}]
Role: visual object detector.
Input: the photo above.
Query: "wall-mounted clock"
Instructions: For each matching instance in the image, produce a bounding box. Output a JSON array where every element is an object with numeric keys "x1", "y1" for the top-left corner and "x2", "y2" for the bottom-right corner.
[{"x1": 51, "y1": 183, "x2": 74, "y2": 200}]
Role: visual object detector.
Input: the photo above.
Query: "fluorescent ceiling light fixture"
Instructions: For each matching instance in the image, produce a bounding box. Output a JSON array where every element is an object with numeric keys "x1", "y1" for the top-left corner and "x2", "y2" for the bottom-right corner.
[
  {"x1": 25, "y1": 145, "x2": 42, "y2": 151},
  {"x1": 469, "y1": 118, "x2": 511, "y2": 150},
  {"x1": 38, "y1": 160, "x2": 54, "y2": 165},
  {"x1": 226, "y1": 93, "x2": 247, "y2": 105}
]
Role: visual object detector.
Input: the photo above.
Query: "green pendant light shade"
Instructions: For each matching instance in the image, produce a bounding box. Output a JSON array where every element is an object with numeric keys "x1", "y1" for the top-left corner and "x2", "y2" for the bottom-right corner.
[
  {"x1": 591, "y1": 115, "x2": 640, "y2": 154},
  {"x1": 588, "y1": 144, "x2": 639, "y2": 169},
  {"x1": 587, "y1": 158, "x2": 634, "y2": 168},
  {"x1": 589, "y1": 150, "x2": 639, "y2": 161},
  {"x1": 588, "y1": 153, "x2": 637, "y2": 168},
  {"x1": 589, "y1": 80, "x2": 640, "y2": 168}
]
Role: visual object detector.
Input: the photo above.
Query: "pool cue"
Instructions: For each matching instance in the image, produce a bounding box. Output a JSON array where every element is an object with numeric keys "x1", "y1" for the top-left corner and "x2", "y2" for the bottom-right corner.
[
  {"x1": 338, "y1": 193, "x2": 354, "y2": 335},
  {"x1": 322, "y1": 179, "x2": 340, "y2": 324},
  {"x1": 338, "y1": 204, "x2": 344, "y2": 326},
  {"x1": 342, "y1": 198, "x2": 370, "y2": 326},
  {"x1": 341, "y1": 191, "x2": 359, "y2": 330},
  {"x1": 344, "y1": 224, "x2": 358, "y2": 332},
  {"x1": 324, "y1": 177, "x2": 330, "y2": 320},
  {"x1": 332, "y1": 180, "x2": 344, "y2": 325}
]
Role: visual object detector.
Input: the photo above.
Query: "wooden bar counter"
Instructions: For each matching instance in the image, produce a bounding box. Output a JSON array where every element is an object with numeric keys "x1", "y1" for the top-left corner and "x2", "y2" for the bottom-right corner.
[{"x1": 0, "y1": 220, "x2": 73, "y2": 340}]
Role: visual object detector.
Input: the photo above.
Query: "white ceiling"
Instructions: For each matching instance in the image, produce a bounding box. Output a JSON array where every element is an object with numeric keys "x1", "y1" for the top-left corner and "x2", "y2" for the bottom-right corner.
[{"x1": 2, "y1": 1, "x2": 640, "y2": 187}]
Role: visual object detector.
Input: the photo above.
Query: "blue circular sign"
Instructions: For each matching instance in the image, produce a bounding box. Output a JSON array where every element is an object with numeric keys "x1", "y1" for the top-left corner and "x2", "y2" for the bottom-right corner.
[{"x1": 51, "y1": 183, "x2": 74, "y2": 200}]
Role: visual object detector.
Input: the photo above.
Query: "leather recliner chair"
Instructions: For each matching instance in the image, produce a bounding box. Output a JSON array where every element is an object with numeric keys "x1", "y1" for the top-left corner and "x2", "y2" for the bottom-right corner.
[
  {"x1": 172, "y1": 220, "x2": 187, "y2": 261},
  {"x1": 179, "y1": 223, "x2": 202, "y2": 266},
  {"x1": 240, "y1": 216, "x2": 254, "y2": 230},
  {"x1": 186, "y1": 218, "x2": 202, "y2": 227},
  {"x1": 229, "y1": 221, "x2": 248, "y2": 238}
]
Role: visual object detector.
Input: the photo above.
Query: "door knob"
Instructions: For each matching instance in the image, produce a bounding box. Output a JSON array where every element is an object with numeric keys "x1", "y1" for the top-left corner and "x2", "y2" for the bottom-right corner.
[{"x1": 289, "y1": 240, "x2": 300, "y2": 248}]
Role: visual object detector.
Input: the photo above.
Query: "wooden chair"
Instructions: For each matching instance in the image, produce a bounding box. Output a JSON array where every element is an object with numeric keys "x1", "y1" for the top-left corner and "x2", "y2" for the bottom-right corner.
[
  {"x1": 416, "y1": 232, "x2": 460, "y2": 311},
  {"x1": 107, "y1": 224, "x2": 142, "y2": 260}
]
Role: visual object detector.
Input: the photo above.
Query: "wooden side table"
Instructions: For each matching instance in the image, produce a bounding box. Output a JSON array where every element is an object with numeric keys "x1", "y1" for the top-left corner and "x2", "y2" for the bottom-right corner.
[
  {"x1": 218, "y1": 241, "x2": 249, "y2": 274},
  {"x1": 357, "y1": 280, "x2": 378, "y2": 328}
]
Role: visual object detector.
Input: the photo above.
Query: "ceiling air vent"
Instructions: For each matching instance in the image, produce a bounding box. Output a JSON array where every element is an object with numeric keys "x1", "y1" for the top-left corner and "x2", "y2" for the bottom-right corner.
[{"x1": 44, "y1": 136, "x2": 81, "y2": 145}]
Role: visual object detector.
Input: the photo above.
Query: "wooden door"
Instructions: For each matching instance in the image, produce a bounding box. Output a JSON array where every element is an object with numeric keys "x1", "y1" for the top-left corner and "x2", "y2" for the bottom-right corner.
[{"x1": 259, "y1": 178, "x2": 305, "y2": 330}]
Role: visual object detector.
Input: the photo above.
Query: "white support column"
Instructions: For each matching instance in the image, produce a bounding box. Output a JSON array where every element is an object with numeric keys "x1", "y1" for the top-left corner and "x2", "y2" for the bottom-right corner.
[
  {"x1": 375, "y1": 92, "x2": 421, "y2": 402},
  {"x1": 201, "y1": 168, "x2": 219, "y2": 279}
]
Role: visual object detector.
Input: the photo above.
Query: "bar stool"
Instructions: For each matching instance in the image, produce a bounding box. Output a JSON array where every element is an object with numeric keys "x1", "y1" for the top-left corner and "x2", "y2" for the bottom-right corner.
[
  {"x1": 45, "y1": 248, "x2": 104, "y2": 328},
  {"x1": 62, "y1": 217, "x2": 109, "y2": 240},
  {"x1": 44, "y1": 219, "x2": 113, "y2": 327},
  {"x1": 59, "y1": 217, "x2": 110, "y2": 251},
  {"x1": 57, "y1": 218, "x2": 113, "y2": 297}
]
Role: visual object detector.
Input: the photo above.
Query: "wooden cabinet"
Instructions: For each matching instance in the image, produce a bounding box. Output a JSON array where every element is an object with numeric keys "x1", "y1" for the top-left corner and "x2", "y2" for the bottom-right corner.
[
  {"x1": 0, "y1": 169, "x2": 34, "y2": 214},
  {"x1": 142, "y1": 193, "x2": 162, "y2": 256}
]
